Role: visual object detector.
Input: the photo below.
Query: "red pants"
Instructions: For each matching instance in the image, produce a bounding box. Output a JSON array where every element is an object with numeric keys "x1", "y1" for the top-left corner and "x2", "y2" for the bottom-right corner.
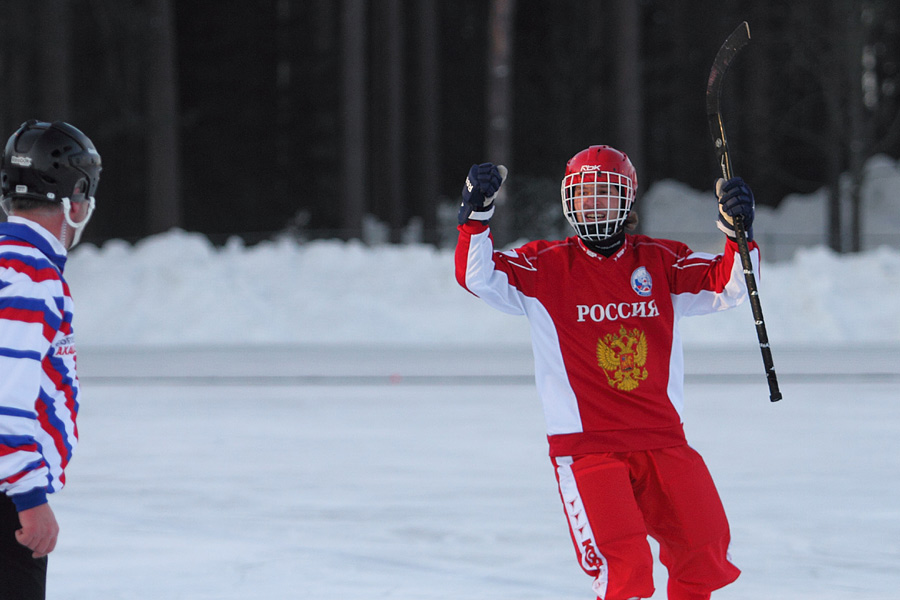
[{"x1": 553, "y1": 445, "x2": 740, "y2": 600}]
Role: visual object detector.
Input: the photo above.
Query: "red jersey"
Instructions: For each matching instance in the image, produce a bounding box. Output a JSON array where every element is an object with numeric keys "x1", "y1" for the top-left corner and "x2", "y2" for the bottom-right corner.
[{"x1": 455, "y1": 221, "x2": 759, "y2": 456}]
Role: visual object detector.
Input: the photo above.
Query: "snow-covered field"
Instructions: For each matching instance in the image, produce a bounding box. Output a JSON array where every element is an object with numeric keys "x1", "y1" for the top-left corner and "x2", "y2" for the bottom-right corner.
[
  {"x1": 51, "y1": 345, "x2": 899, "y2": 599},
  {"x1": 43, "y1": 155, "x2": 900, "y2": 598}
]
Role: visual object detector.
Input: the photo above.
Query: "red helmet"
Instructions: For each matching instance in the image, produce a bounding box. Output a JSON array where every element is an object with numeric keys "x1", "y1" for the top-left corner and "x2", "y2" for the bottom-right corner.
[{"x1": 561, "y1": 145, "x2": 638, "y2": 241}]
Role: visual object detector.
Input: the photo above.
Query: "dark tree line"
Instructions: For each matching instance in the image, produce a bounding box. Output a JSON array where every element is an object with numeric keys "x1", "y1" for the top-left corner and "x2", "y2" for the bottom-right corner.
[{"x1": 0, "y1": 0, "x2": 897, "y2": 251}]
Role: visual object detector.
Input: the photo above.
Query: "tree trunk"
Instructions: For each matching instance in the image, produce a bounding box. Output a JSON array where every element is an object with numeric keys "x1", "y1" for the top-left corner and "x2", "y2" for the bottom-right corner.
[
  {"x1": 746, "y1": 6, "x2": 776, "y2": 210},
  {"x1": 485, "y1": 0, "x2": 515, "y2": 243},
  {"x1": 385, "y1": 0, "x2": 406, "y2": 243},
  {"x1": 38, "y1": 0, "x2": 70, "y2": 121},
  {"x1": 845, "y1": 0, "x2": 871, "y2": 253},
  {"x1": 414, "y1": 0, "x2": 440, "y2": 244},
  {"x1": 612, "y1": 0, "x2": 643, "y2": 196},
  {"x1": 146, "y1": 0, "x2": 182, "y2": 233},
  {"x1": 341, "y1": 0, "x2": 367, "y2": 240},
  {"x1": 820, "y1": 1, "x2": 846, "y2": 253}
]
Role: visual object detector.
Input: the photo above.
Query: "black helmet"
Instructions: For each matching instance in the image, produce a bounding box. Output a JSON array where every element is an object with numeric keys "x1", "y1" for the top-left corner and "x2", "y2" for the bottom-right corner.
[{"x1": 1, "y1": 120, "x2": 102, "y2": 204}]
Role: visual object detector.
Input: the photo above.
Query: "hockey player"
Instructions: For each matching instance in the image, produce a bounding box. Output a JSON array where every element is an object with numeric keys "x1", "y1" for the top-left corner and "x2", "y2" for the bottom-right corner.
[
  {"x1": 454, "y1": 146, "x2": 756, "y2": 600},
  {"x1": 0, "y1": 120, "x2": 101, "y2": 599}
]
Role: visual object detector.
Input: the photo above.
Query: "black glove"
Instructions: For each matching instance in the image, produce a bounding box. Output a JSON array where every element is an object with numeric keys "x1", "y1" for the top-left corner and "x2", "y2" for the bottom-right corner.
[
  {"x1": 716, "y1": 177, "x2": 755, "y2": 241},
  {"x1": 457, "y1": 163, "x2": 508, "y2": 224}
]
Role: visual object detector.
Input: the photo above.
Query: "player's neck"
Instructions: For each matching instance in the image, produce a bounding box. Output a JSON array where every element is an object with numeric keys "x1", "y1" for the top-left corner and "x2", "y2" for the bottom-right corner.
[{"x1": 581, "y1": 231, "x2": 625, "y2": 257}]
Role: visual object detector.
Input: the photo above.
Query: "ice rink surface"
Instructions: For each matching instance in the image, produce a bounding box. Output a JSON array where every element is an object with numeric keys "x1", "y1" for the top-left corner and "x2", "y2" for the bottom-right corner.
[{"x1": 47, "y1": 344, "x2": 900, "y2": 599}]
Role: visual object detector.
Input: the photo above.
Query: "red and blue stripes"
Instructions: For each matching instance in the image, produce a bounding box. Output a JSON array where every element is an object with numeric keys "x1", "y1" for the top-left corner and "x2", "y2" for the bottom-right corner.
[{"x1": 0, "y1": 219, "x2": 79, "y2": 510}]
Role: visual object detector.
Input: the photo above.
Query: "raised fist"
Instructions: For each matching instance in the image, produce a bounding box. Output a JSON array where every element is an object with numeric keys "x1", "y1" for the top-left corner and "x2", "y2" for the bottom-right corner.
[{"x1": 458, "y1": 163, "x2": 508, "y2": 224}]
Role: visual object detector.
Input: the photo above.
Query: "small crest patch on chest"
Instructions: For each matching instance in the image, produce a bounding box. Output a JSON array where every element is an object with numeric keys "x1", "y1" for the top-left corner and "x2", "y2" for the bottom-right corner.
[{"x1": 630, "y1": 266, "x2": 653, "y2": 297}]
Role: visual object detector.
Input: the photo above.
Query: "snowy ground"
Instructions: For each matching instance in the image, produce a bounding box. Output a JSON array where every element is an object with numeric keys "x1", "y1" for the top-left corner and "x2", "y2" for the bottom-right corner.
[{"x1": 47, "y1": 345, "x2": 900, "y2": 600}]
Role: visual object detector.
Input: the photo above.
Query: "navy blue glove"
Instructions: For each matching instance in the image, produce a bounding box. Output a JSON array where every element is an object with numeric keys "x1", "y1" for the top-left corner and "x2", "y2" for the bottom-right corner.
[
  {"x1": 457, "y1": 163, "x2": 508, "y2": 224},
  {"x1": 716, "y1": 177, "x2": 755, "y2": 241}
]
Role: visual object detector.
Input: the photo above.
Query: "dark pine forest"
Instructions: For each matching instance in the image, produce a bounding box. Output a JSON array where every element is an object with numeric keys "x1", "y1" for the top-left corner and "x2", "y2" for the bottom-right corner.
[{"x1": 0, "y1": 0, "x2": 898, "y2": 252}]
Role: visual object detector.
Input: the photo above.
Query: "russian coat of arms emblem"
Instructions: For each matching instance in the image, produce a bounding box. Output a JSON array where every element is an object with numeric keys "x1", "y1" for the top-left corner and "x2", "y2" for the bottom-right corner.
[{"x1": 596, "y1": 325, "x2": 649, "y2": 391}]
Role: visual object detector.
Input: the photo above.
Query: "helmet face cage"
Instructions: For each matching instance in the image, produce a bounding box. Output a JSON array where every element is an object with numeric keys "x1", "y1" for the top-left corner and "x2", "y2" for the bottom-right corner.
[{"x1": 560, "y1": 146, "x2": 637, "y2": 242}]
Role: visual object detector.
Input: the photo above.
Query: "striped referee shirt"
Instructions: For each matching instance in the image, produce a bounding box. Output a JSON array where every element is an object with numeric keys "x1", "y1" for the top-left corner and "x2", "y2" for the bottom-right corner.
[{"x1": 0, "y1": 216, "x2": 79, "y2": 511}]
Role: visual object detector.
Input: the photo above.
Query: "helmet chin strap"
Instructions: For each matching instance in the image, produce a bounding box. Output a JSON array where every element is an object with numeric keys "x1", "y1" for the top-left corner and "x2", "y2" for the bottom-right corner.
[{"x1": 60, "y1": 196, "x2": 96, "y2": 248}]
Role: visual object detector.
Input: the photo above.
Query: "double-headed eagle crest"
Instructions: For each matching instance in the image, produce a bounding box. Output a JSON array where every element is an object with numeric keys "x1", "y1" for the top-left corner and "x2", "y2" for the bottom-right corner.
[{"x1": 596, "y1": 325, "x2": 649, "y2": 391}]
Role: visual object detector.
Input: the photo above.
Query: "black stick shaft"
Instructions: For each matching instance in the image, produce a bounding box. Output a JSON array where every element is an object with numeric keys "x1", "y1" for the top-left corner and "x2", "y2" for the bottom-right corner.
[
  {"x1": 733, "y1": 217, "x2": 782, "y2": 401},
  {"x1": 708, "y1": 23, "x2": 782, "y2": 402}
]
